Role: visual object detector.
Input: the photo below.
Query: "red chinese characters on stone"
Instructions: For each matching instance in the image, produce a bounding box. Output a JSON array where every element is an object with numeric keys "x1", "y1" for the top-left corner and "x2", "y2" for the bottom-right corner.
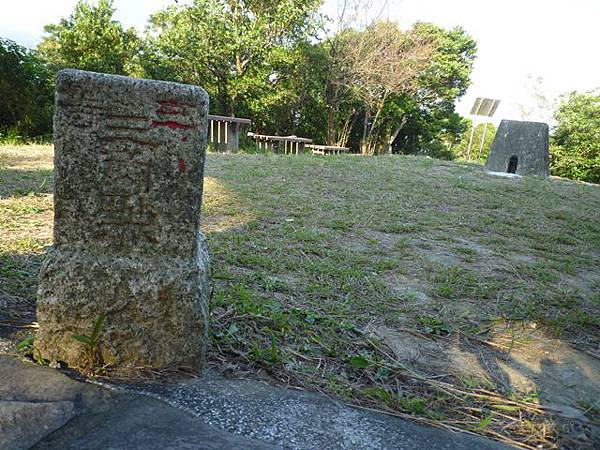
[
  {"x1": 151, "y1": 120, "x2": 194, "y2": 130},
  {"x1": 153, "y1": 98, "x2": 196, "y2": 131}
]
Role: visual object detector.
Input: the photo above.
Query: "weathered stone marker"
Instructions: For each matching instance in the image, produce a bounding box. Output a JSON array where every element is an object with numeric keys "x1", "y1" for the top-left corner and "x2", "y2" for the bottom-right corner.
[
  {"x1": 37, "y1": 69, "x2": 210, "y2": 369},
  {"x1": 484, "y1": 119, "x2": 549, "y2": 177}
]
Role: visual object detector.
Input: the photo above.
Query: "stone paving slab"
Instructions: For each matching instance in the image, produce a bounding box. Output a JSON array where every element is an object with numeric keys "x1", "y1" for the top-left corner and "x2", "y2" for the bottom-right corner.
[
  {"x1": 120, "y1": 370, "x2": 512, "y2": 450},
  {"x1": 33, "y1": 393, "x2": 274, "y2": 450}
]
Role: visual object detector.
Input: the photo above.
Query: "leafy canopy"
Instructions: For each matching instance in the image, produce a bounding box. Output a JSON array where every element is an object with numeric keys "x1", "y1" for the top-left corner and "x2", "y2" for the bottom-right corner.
[
  {"x1": 551, "y1": 91, "x2": 600, "y2": 183},
  {"x1": 0, "y1": 38, "x2": 53, "y2": 138},
  {"x1": 6, "y1": 0, "x2": 481, "y2": 163},
  {"x1": 37, "y1": 0, "x2": 140, "y2": 75},
  {"x1": 144, "y1": 0, "x2": 321, "y2": 115},
  {"x1": 390, "y1": 23, "x2": 476, "y2": 156}
]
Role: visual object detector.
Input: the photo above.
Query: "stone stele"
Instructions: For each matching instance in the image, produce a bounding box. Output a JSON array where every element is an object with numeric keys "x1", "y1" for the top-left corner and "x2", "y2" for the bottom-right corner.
[
  {"x1": 37, "y1": 69, "x2": 210, "y2": 369},
  {"x1": 484, "y1": 119, "x2": 549, "y2": 177}
]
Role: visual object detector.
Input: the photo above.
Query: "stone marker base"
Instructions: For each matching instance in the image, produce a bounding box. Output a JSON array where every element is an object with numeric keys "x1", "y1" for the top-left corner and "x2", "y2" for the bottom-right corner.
[
  {"x1": 37, "y1": 69, "x2": 211, "y2": 370},
  {"x1": 484, "y1": 120, "x2": 549, "y2": 177},
  {"x1": 36, "y1": 234, "x2": 210, "y2": 369}
]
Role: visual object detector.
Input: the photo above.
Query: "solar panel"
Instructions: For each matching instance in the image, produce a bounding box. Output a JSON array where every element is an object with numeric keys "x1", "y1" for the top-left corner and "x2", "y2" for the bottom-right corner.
[{"x1": 469, "y1": 98, "x2": 501, "y2": 117}]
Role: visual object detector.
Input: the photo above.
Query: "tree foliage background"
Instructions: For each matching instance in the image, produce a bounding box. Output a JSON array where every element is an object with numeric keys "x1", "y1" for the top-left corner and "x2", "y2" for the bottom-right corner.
[
  {"x1": 37, "y1": 0, "x2": 140, "y2": 75},
  {"x1": 452, "y1": 120, "x2": 497, "y2": 163},
  {"x1": 1, "y1": 0, "x2": 598, "y2": 181},
  {"x1": 550, "y1": 91, "x2": 600, "y2": 183},
  {"x1": 0, "y1": 0, "x2": 476, "y2": 156},
  {"x1": 0, "y1": 38, "x2": 53, "y2": 139}
]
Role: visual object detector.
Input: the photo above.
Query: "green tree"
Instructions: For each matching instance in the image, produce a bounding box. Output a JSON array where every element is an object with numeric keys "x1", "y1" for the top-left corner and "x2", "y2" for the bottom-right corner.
[
  {"x1": 254, "y1": 43, "x2": 330, "y2": 140},
  {"x1": 323, "y1": 21, "x2": 476, "y2": 155},
  {"x1": 550, "y1": 91, "x2": 600, "y2": 183},
  {"x1": 144, "y1": 0, "x2": 320, "y2": 120},
  {"x1": 0, "y1": 38, "x2": 53, "y2": 139},
  {"x1": 390, "y1": 23, "x2": 477, "y2": 157},
  {"x1": 452, "y1": 120, "x2": 497, "y2": 163},
  {"x1": 413, "y1": 23, "x2": 476, "y2": 108},
  {"x1": 37, "y1": 0, "x2": 140, "y2": 75}
]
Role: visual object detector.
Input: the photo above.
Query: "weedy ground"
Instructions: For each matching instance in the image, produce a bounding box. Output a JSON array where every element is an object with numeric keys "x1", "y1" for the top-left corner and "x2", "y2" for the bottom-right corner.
[{"x1": 1, "y1": 145, "x2": 599, "y2": 449}]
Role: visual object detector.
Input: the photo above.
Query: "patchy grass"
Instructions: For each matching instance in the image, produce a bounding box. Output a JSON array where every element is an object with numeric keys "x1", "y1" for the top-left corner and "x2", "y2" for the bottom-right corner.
[
  {"x1": 0, "y1": 146, "x2": 52, "y2": 331},
  {"x1": 204, "y1": 154, "x2": 600, "y2": 449},
  {"x1": 204, "y1": 155, "x2": 599, "y2": 340},
  {"x1": 1, "y1": 145, "x2": 599, "y2": 449}
]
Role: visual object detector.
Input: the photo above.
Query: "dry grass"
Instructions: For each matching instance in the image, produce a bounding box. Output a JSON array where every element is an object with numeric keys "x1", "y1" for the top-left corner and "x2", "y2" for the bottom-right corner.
[{"x1": 1, "y1": 145, "x2": 599, "y2": 448}]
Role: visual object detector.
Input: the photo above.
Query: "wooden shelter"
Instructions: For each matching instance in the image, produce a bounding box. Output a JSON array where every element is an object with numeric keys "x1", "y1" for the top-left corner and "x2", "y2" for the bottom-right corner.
[
  {"x1": 247, "y1": 132, "x2": 312, "y2": 154},
  {"x1": 208, "y1": 115, "x2": 252, "y2": 153},
  {"x1": 306, "y1": 144, "x2": 350, "y2": 155}
]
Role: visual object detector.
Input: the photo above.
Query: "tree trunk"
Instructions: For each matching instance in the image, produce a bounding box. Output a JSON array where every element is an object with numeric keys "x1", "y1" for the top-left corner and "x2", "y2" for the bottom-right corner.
[
  {"x1": 385, "y1": 117, "x2": 406, "y2": 155},
  {"x1": 361, "y1": 109, "x2": 370, "y2": 154},
  {"x1": 229, "y1": 93, "x2": 236, "y2": 116},
  {"x1": 327, "y1": 107, "x2": 334, "y2": 145},
  {"x1": 325, "y1": 79, "x2": 336, "y2": 146}
]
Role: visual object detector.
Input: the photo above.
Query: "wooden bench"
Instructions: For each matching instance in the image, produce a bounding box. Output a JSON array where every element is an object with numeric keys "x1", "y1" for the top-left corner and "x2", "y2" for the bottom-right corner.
[
  {"x1": 208, "y1": 115, "x2": 252, "y2": 153},
  {"x1": 306, "y1": 144, "x2": 350, "y2": 155},
  {"x1": 247, "y1": 133, "x2": 313, "y2": 154}
]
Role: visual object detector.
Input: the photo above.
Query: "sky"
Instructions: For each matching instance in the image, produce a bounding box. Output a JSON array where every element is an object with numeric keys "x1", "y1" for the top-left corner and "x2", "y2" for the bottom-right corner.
[{"x1": 1, "y1": 0, "x2": 599, "y2": 125}]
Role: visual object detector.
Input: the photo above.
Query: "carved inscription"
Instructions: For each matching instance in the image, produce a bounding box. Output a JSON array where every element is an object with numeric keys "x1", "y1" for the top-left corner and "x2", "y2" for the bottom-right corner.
[
  {"x1": 96, "y1": 138, "x2": 157, "y2": 246},
  {"x1": 92, "y1": 98, "x2": 197, "y2": 248},
  {"x1": 152, "y1": 99, "x2": 196, "y2": 130}
]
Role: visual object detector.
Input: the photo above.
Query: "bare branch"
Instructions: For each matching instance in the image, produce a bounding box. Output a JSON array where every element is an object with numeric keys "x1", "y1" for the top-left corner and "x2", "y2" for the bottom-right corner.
[{"x1": 335, "y1": 21, "x2": 434, "y2": 153}]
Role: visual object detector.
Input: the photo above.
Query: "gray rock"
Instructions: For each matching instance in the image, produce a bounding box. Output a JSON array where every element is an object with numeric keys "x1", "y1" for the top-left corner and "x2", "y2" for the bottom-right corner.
[
  {"x1": 1, "y1": 356, "x2": 273, "y2": 450},
  {"x1": 0, "y1": 355, "x2": 113, "y2": 418},
  {"x1": 36, "y1": 69, "x2": 211, "y2": 369},
  {"x1": 33, "y1": 393, "x2": 275, "y2": 450},
  {"x1": 0, "y1": 400, "x2": 75, "y2": 450},
  {"x1": 484, "y1": 120, "x2": 549, "y2": 177}
]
